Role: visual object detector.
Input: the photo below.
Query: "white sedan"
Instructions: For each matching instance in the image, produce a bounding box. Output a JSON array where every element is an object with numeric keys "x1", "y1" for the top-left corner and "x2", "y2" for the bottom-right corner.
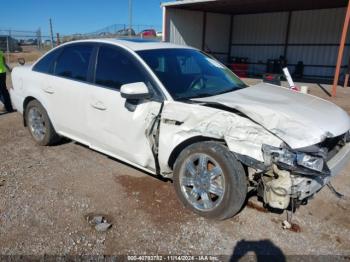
[{"x1": 10, "y1": 39, "x2": 350, "y2": 220}]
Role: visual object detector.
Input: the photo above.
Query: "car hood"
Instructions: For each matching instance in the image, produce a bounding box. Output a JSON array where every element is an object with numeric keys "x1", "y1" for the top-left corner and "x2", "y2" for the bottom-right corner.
[{"x1": 192, "y1": 83, "x2": 350, "y2": 149}]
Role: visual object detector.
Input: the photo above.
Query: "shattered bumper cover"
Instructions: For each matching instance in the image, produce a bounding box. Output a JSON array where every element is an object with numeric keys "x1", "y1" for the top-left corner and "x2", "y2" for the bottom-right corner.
[{"x1": 296, "y1": 142, "x2": 350, "y2": 200}]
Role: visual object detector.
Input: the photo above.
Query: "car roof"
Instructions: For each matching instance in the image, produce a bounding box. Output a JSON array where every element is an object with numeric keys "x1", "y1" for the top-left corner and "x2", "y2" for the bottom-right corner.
[{"x1": 63, "y1": 38, "x2": 196, "y2": 51}]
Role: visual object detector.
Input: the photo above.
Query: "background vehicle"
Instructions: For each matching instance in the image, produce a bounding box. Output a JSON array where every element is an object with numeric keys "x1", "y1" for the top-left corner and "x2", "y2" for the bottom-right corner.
[
  {"x1": 10, "y1": 39, "x2": 350, "y2": 220},
  {"x1": 139, "y1": 29, "x2": 157, "y2": 38},
  {"x1": 116, "y1": 28, "x2": 136, "y2": 36}
]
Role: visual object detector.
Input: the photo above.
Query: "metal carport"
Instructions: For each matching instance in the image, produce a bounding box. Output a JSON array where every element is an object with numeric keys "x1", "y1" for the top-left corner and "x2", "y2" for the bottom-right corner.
[{"x1": 161, "y1": 0, "x2": 350, "y2": 96}]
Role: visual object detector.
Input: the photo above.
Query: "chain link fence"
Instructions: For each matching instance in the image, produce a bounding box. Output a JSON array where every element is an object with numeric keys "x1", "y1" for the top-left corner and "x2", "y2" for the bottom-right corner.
[
  {"x1": 1, "y1": 24, "x2": 161, "y2": 64},
  {"x1": 0, "y1": 28, "x2": 54, "y2": 64}
]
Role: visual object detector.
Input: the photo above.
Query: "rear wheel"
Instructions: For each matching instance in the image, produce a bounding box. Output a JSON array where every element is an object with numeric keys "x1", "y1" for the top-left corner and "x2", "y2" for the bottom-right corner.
[
  {"x1": 173, "y1": 141, "x2": 247, "y2": 220},
  {"x1": 25, "y1": 100, "x2": 60, "y2": 146}
]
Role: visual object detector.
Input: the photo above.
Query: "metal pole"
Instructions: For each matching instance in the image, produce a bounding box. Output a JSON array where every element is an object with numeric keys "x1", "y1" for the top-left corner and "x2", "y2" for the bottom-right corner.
[
  {"x1": 36, "y1": 30, "x2": 39, "y2": 49},
  {"x1": 201, "y1": 12, "x2": 207, "y2": 51},
  {"x1": 128, "y1": 0, "x2": 133, "y2": 37},
  {"x1": 227, "y1": 15, "x2": 234, "y2": 63},
  {"x1": 6, "y1": 30, "x2": 10, "y2": 63},
  {"x1": 49, "y1": 18, "x2": 54, "y2": 48},
  {"x1": 332, "y1": 0, "x2": 350, "y2": 97},
  {"x1": 162, "y1": 6, "x2": 166, "y2": 42},
  {"x1": 56, "y1": 33, "x2": 60, "y2": 46},
  {"x1": 38, "y1": 28, "x2": 42, "y2": 49}
]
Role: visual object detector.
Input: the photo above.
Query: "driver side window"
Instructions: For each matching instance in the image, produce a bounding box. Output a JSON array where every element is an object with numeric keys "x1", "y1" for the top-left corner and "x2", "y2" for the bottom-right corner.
[
  {"x1": 95, "y1": 45, "x2": 148, "y2": 91},
  {"x1": 177, "y1": 56, "x2": 201, "y2": 75}
]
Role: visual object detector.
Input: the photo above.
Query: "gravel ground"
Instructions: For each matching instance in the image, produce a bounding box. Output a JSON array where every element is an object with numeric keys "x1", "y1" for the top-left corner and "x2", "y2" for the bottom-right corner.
[{"x1": 0, "y1": 80, "x2": 350, "y2": 258}]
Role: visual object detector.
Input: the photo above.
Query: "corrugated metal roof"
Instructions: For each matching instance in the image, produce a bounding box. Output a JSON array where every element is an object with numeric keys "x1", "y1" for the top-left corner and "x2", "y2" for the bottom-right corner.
[{"x1": 162, "y1": 0, "x2": 348, "y2": 15}]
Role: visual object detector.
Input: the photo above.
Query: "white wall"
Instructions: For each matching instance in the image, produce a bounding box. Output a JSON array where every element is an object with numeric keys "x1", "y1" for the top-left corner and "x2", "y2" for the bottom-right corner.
[
  {"x1": 166, "y1": 8, "x2": 204, "y2": 49},
  {"x1": 204, "y1": 12, "x2": 231, "y2": 61},
  {"x1": 165, "y1": 9, "x2": 231, "y2": 62}
]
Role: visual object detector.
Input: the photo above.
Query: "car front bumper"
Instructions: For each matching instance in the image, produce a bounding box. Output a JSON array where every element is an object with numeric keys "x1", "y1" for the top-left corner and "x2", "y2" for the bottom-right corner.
[{"x1": 295, "y1": 142, "x2": 350, "y2": 200}]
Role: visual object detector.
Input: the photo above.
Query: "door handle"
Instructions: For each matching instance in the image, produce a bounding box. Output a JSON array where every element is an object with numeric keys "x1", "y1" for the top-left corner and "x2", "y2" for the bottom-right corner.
[
  {"x1": 42, "y1": 87, "x2": 55, "y2": 94},
  {"x1": 91, "y1": 101, "x2": 107, "y2": 111}
]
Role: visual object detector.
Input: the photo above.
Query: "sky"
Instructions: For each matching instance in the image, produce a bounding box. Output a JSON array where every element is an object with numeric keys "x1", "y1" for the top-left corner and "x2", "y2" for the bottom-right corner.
[{"x1": 1, "y1": 0, "x2": 173, "y2": 36}]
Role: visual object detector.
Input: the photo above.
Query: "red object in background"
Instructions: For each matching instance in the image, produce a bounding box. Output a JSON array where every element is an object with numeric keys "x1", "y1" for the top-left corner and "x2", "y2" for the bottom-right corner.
[
  {"x1": 139, "y1": 29, "x2": 157, "y2": 38},
  {"x1": 230, "y1": 63, "x2": 249, "y2": 78}
]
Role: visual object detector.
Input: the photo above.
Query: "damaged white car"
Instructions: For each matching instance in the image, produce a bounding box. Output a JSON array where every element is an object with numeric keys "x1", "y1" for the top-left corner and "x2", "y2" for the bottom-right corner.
[{"x1": 10, "y1": 39, "x2": 350, "y2": 220}]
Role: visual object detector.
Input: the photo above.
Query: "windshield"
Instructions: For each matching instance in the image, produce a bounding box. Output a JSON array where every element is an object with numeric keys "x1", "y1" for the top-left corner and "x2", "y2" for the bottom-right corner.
[{"x1": 137, "y1": 49, "x2": 247, "y2": 100}]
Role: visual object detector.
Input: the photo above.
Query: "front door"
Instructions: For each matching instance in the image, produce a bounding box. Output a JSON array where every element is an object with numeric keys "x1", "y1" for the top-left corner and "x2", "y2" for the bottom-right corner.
[{"x1": 86, "y1": 44, "x2": 162, "y2": 170}]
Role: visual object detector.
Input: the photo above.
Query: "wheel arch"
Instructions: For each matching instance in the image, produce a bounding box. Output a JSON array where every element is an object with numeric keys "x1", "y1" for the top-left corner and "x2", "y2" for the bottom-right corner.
[
  {"x1": 167, "y1": 136, "x2": 226, "y2": 171},
  {"x1": 22, "y1": 96, "x2": 55, "y2": 129},
  {"x1": 23, "y1": 96, "x2": 37, "y2": 126}
]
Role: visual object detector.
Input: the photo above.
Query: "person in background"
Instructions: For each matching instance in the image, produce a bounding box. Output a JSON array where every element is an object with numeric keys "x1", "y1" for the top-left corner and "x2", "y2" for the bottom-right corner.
[{"x1": 0, "y1": 49, "x2": 14, "y2": 113}]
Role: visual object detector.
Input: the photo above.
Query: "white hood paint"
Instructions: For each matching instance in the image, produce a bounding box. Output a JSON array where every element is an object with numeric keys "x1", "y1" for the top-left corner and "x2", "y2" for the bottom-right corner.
[{"x1": 194, "y1": 83, "x2": 350, "y2": 149}]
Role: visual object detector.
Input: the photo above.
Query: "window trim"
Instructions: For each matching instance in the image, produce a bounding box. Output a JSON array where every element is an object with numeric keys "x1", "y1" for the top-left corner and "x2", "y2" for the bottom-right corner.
[
  {"x1": 52, "y1": 42, "x2": 96, "y2": 83},
  {"x1": 31, "y1": 41, "x2": 171, "y2": 101},
  {"x1": 32, "y1": 46, "x2": 63, "y2": 75},
  {"x1": 91, "y1": 43, "x2": 166, "y2": 102}
]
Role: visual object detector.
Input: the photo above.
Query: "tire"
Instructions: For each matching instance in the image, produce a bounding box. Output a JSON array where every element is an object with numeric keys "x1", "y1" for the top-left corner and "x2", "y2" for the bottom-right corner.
[
  {"x1": 173, "y1": 141, "x2": 247, "y2": 220},
  {"x1": 25, "y1": 100, "x2": 60, "y2": 146}
]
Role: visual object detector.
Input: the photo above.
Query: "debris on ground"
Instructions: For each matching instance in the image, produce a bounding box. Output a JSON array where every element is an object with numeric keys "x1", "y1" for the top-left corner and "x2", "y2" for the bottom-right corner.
[
  {"x1": 282, "y1": 220, "x2": 291, "y2": 230},
  {"x1": 86, "y1": 214, "x2": 112, "y2": 232},
  {"x1": 246, "y1": 200, "x2": 268, "y2": 213},
  {"x1": 282, "y1": 220, "x2": 302, "y2": 233}
]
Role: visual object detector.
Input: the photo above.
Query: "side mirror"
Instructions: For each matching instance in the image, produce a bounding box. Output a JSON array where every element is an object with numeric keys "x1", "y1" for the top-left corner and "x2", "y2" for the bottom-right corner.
[
  {"x1": 18, "y1": 58, "x2": 25, "y2": 65},
  {"x1": 120, "y1": 82, "x2": 150, "y2": 100}
]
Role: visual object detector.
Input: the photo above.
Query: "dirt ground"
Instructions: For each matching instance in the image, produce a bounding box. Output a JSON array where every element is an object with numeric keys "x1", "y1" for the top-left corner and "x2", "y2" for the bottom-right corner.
[{"x1": 0, "y1": 78, "x2": 350, "y2": 258}]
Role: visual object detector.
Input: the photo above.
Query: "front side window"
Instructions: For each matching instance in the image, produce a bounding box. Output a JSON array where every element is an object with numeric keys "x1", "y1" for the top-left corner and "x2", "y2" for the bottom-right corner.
[
  {"x1": 138, "y1": 49, "x2": 247, "y2": 100},
  {"x1": 95, "y1": 45, "x2": 149, "y2": 90},
  {"x1": 54, "y1": 44, "x2": 93, "y2": 81}
]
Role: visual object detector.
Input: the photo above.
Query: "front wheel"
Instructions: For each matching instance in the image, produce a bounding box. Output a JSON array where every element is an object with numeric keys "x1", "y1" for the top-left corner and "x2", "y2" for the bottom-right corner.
[{"x1": 173, "y1": 141, "x2": 247, "y2": 220}]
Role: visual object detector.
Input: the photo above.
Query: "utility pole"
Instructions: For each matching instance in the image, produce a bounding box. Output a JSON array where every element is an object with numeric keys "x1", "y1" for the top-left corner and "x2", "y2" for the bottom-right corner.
[
  {"x1": 56, "y1": 33, "x2": 61, "y2": 46},
  {"x1": 37, "y1": 28, "x2": 42, "y2": 49},
  {"x1": 49, "y1": 18, "x2": 54, "y2": 48},
  {"x1": 332, "y1": 0, "x2": 350, "y2": 96},
  {"x1": 128, "y1": 0, "x2": 133, "y2": 37},
  {"x1": 6, "y1": 31, "x2": 10, "y2": 63}
]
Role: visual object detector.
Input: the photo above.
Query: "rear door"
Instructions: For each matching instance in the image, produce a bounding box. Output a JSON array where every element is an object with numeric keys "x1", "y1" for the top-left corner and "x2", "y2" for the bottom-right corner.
[
  {"x1": 49, "y1": 43, "x2": 95, "y2": 144},
  {"x1": 86, "y1": 44, "x2": 164, "y2": 170}
]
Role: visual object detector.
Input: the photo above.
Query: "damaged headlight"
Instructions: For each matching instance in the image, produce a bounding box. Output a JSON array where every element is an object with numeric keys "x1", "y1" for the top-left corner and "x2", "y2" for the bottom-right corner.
[
  {"x1": 262, "y1": 144, "x2": 324, "y2": 173},
  {"x1": 262, "y1": 145, "x2": 295, "y2": 166},
  {"x1": 296, "y1": 153, "x2": 324, "y2": 172}
]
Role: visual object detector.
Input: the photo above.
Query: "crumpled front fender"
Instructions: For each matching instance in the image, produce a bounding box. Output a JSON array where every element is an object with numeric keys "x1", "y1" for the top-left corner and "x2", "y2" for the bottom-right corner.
[{"x1": 158, "y1": 101, "x2": 282, "y2": 175}]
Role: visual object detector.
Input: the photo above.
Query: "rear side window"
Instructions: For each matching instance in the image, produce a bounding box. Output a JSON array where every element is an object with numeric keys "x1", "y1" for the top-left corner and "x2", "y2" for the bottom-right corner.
[
  {"x1": 32, "y1": 48, "x2": 61, "y2": 74},
  {"x1": 54, "y1": 44, "x2": 93, "y2": 81},
  {"x1": 95, "y1": 45, "x2": 148, "y2": 90}
]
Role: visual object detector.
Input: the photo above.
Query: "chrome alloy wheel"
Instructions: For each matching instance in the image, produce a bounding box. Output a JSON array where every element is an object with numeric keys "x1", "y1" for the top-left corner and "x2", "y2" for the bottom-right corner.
[
  {"x1": 179, "y1": 153, "x2": 225, "y2": 211},
  {"x1": 28, "y1": 107, "x2": 46, "y2": 142}
]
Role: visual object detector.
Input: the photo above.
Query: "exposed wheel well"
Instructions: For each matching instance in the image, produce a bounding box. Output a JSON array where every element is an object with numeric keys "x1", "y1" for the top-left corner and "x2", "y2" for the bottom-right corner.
[
  {"x1": 167, "y1": 136, "x2": 225, "y2": 170},
  {"x1": 22, "y1": 96, "x2": 37, "y2": 126}
]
